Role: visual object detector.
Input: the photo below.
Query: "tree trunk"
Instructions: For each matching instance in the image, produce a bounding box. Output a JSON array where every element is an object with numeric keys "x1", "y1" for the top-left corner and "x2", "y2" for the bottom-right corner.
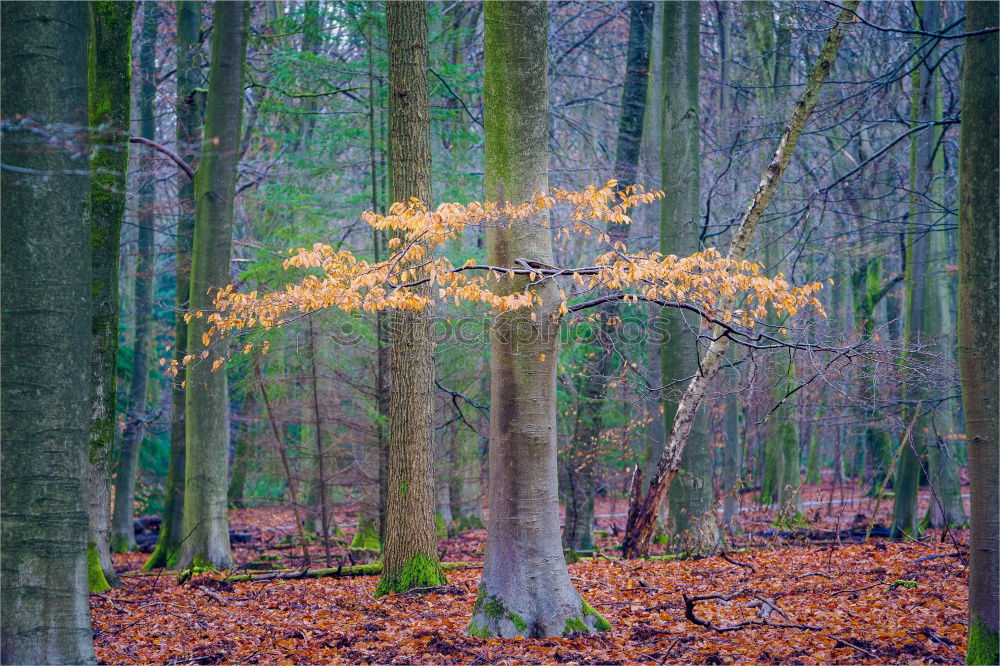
[
  {"x1": 111, "y1": 0, "x2": 158, "y2": 554},
  {"x1": 958, "y1": 2, "x2": 999, "y2": 662},
  {"x1": 0, "y1": 2, "x2": 95, "y2": 661},
  {"x1": 87, "y1": 0, "x2": 135, "y2": 589},
  {"x1": 146, "y1": 0, "x2": 202, "y2": 571},
  {"x1": 892, "y1": 0, "x2": 941, "y2": 540},
  {"x1": 468, "y1": 0, "x2": 610, "y2": 638},
  {"x1": 561, "y1": 0, "x2": 654, "y2": 554},
  {"x1": 228, "y1": 393, "x2": 255, "y2": 508},
  {"x1": 178, "y1": 0, "x2": 250, "y2": 571},
  {"x1": 659, "y1": 0, "x2": 719, "y2": 555},
  {"x1": 622, "y1": 1, "x2": 860, "y2": 559},
  {"x1": 374, "y1": 0, "x2": 445, "y2": 597}
]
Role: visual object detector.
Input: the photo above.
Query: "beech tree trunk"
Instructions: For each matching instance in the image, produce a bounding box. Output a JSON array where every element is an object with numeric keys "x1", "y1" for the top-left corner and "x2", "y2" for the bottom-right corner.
[
  {"x1": 146, "y1": 0, "x2": 202, "y2": 571},
  {"x1": 87, "y1": 0, "x2": 135, "y2": 589},
  {"x1": 622, "y1": 1, "x2": 860, "y2": 559},
  {"x1": 178, "y1": 0, "x2": 250, "y2": 571},
  {"x1": 892, "y1": 0, "x2": 940, "y2": 540},
  {"x1": 562, "y1": 0, "x2": 653, "y2": 553},
  {"x1": 111, "y1": 0, "x2": 158, "y2": 554},
  {"x1": 958, "y1": 2, "x2": 999, "y2": 662},
  {"x1": 469, "y1": 0, "x2": 610, "y2": 638},
  {"x1": 374, "y1": 0, "x2": 445, "y2": 597},
  {"x1": 659, "y1": 0, "x2": 719, "y2": 555},
  {"x1": 0, "y1": 2, "x2": 96, "y2": 661}
]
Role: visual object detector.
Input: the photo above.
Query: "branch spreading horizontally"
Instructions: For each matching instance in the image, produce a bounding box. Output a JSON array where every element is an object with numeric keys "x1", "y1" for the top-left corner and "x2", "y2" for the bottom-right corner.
[{"x1": 168, "y1": 181, "x2": 826, "y2": 377}]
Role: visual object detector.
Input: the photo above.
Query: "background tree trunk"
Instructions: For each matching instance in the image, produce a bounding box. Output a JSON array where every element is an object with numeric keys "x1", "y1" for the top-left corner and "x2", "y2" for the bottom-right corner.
[
  {"x1": 111, "y1": 0, "x2": 159, "y2": 554},
  {"x1": 561, "y1": 0, "x2": 653, "y2": 554},
  {"x1": 178, "y1": 0, "x2": 250, "y2": 571},
  {"x1": 891, "y1": 0, "x2": 940, "y2": 540},
  {"x1": 469, "y1": 0, "x2": 610, "y2": 639},
  {"x1": 374, "y1": 0, "x2": 445, "y2": 597},
  {"x1": 660, "y1": 0, "x2": 719, "y2": 555},
  {"x1": 958, "y1": 1, "x2": 999, "y2": 662},
  {"x1": 88, "y1": 0, "x2": 135, "y2": 589},
  {"x1": 146, "y1": 0, "x2": 202, "y2": 571},
  {"x1": 0, "y1": 2, "x2": 95, "y2": 661}
]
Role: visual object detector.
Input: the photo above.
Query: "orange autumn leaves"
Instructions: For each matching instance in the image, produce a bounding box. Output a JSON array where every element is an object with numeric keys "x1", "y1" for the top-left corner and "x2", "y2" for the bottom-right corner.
[{"x1": 166, "y1": 181, "x2": 825, "y2": 377}]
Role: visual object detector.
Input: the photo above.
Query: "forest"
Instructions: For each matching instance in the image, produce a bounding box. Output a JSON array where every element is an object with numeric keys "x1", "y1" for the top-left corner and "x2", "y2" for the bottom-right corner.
[{"x1": 0, "y1": 0, "x2": 997, "y2": 664}]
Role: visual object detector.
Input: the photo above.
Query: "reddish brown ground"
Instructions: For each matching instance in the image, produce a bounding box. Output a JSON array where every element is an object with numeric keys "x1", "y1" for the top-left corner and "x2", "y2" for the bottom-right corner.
[{"x1": 95, "y1": 477, "x2": 971, "y2": 664}]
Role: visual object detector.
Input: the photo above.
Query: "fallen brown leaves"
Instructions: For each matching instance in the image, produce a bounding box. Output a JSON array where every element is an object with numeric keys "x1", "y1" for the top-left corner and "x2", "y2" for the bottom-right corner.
[{"x1": 93, "y1": 538, "x2": 968, "y2": 664}]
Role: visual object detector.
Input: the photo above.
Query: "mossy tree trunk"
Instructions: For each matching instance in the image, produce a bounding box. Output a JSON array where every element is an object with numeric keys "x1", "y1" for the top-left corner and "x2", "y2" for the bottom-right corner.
[
  {"x1": 87, "y1": 0, "x2": 135, "y2": 589},
  {"x1": 561, "y1": 0, "x2": 654, "y2": 554},
  {"x1": 0, "y1": 2, "x2": 95, "y2": 661},
  {"x1": 892, "y1": 0, "x2": 941, "y2": 540},
  {"x1": 468, "y1": 0, "x2": 610, "y2": 638},
  {"x1": 111, "y1": 0, "x2": 158, "y2": 554},
  {"x1": 146, "y1": 0, "x2": 203, "y2": 571},
  {"x1": 177, "y1": 0, "x2": 250, "y2": 571},
  {"x1": 374, "y1": 0, "x2": 445, "y2": 597},
  {"x1": 660, "y1": 0, "x2": 719, "y2": 555},
  {"x1": 958, "y1": 2, "x2": 999, "y2": 662}
]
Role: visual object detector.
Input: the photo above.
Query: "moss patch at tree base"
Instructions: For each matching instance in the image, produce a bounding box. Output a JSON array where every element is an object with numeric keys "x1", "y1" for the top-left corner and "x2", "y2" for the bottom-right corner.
[
  {"x1": 967, "y1": 617, "x2": 999, "y2": 665},
  {"x1": 373, "y1": 552, "x2": 446, "y2": 597},
  {"x1": 88, "y1": 542, "x2": 112, "y2": 594}
]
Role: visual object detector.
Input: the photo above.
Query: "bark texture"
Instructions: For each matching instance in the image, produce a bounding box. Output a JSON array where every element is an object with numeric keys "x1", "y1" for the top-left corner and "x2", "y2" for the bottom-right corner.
[
  {"x1": 147, "y1": 0, "x2": 203, "y2": 571},
  {"x1": 88, "y1": 0, "x2": 135, "y2": 588},
  {"x1": 469, "y1": 0, "x2": 609, "y2": 638},
  {"x1": 374, "y1": 0, "x2": 445, "y2": 597},
  {"x1": 622, "y1": 1, "x2": 860, "y2": 558},
  {"x1": 660, "y1": 0, "x2": 718, "y2": 555},
  {"x1": 112, "y1": 0, "x2": 158, "y2": 553},
  {"x1": 958, "y1": 2, "x2": 999, "y2": 662},
  {"x1": 0, "y1": 2, "x2": 96, "y2": 661},
  {"x1": 178, "y1": 0, "x2": 250, "y2": 571}
]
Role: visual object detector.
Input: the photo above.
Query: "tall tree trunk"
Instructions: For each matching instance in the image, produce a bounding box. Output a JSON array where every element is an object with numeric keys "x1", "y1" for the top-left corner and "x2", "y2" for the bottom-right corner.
[
  {"x1": 0, "y1": 2, "x2": 95, "y2": 661},
  {"x1": 146, "y1": 0, "x2": 202, "y2": 571},
  {"x1": 88, "y1": 0, "x2": 135, "y2": 589},
  {"x1": 562, "y1": 0, "x2": 653, "y2": 553},
  {"x1": 923, "y1": 15, "x2": 966, "y2": 529},
  {"x1": 892, "y1": 0, "x2": 941, "y2": 540},
  {"x1": 468, "y1": 0, "x2": 611, "y2": 638},
  {"x1": 659, "y1": 0, "x2": 718, "y2": 555},
  {"x1": 374, "y1": 0, "x2": 445, "y2": 597},
  {"x1": 958, "y1": 2, "x2": 999, "y2": 662},
  {"x1": 356, "y1": 9, "x2": 387, "y2": 554},
  {"x1": 178, "y1": 0, "x2": 250, "y2": 571},
  {"x1": 111, "y1": 0, "x2": 158, "y2": 554},
  {"x1": 622, "y1": 1, "x2": 860, "y2": 559}
]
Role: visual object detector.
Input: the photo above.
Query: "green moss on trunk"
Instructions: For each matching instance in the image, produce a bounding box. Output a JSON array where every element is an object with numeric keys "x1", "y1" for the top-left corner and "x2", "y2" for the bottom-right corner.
[
  {"x1": 349, "y1": 518, "x2": 381, "y2": 553},
  {"x1": 968, "y1": 616, "x2": 1000, "y2": 665},
  {"x1": 373, "y1": 552, "x2": 446, "y2": 597},
  {"x1": 88, "y1": 542, "x2": 111, "y2": 594}
]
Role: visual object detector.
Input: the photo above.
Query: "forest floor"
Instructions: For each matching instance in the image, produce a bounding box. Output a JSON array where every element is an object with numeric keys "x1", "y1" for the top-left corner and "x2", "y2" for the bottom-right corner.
[{"x1": 95, "y1": 476, "x2": 971, "y2": 664}]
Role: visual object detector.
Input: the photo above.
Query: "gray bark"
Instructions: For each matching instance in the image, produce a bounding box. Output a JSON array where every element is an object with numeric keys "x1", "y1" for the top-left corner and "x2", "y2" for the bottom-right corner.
[
  {"x1": 87, "y1": 0, "x2": 135, "y2": 588},
  {"x1": 112, "y1": 0, "x2": 158, "y2": 553},
  {"x1": 146, "y1": 0, "x2": 202, "y2": 571},
  {"x1": 1, "y1": 2, "x2": 96, "y2": 661},
  {"x1": 469, "y1": 0, "x2": 610, "y2": 638},
  {"x1": 178, "y1": 0, "x2": 250, "y2": 571},
  {"x1": 958, "y1": 1, "x2": 999, "y2": 661}
]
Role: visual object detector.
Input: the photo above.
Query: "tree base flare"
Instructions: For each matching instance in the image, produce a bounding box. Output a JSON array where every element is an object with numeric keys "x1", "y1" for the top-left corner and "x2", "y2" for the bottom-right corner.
[
  {"x1": 467, "y1": 589, "x2": 611, "y2": 638},
  {"x1": 373, "y1": 552, "x2": 446, "y2": 597}
]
